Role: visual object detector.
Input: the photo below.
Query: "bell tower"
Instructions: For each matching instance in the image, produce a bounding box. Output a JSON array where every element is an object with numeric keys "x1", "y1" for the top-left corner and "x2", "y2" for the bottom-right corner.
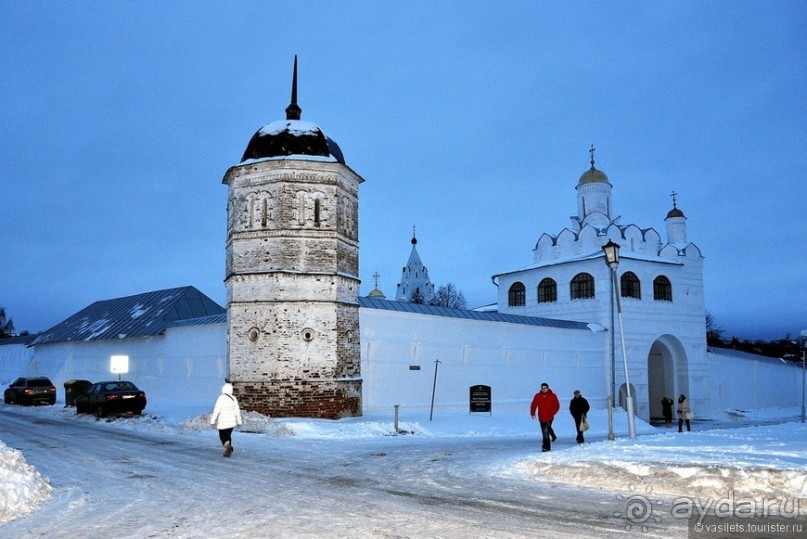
[{"x1": 221, "y1": 57, "x2": 364, "y2": 419}]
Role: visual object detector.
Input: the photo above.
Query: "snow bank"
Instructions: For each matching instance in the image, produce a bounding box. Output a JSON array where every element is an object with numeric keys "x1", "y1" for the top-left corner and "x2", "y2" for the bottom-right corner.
[
  {"x1": 515, "y1": 422, "x2": 807, "y2": 499},
  {"x1": 0, "y1": 441, "x2": 52, "y2": 524}
]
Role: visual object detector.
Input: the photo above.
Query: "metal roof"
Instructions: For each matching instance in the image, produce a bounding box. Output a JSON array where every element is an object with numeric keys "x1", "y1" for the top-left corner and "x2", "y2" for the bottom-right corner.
[
  {"x1": 358, "y1": 296, "x2": 590, "y2": 330},
  {"x1": 708, "y1": 346, "x2": 796, "y2": 367},
  {"x1": 166, "y1": 313, "x2": 227, "y2": 328},
  {"x1": 0, "y1": 334, "x2": 40, "y2": 346},
  {"x1": 31, "y1": 286, "x2": 225, "y2": 345}
]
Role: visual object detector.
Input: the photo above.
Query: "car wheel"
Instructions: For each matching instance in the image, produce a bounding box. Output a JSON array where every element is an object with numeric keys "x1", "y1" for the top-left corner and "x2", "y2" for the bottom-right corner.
[{"x1": 3, "y1": 394, "x2": 10, "y2": 404}]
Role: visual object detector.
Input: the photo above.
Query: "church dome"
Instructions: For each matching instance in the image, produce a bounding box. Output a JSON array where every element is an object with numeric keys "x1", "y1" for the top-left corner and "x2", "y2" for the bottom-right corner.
[
  {"x1": 241, "y1": 120, "x2": 345, "y2": 164},
  {"x1": 578, "y1": 165, "x2": 610, "y2": 185},
  {"x1": 666, "y1": 207, "x2": 685, "y2": 218},
  {"x1": 240, "y1": 55, "x2": 345, "y2": 165}
]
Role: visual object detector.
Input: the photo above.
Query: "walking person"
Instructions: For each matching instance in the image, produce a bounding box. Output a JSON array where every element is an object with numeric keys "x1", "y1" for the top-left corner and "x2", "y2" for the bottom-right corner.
[
  {"x1": 530, "y1": 382, "x2": 560, "y2": 452},
  {"x1": 569, "y1": 390, "x2": 590, "y2": 443},
  {"x1": 210, "y1": 382, "x2": 243, "y2": 457},
  {"x1": 677, "y1": 394, "x2": 692, "y2": 432},
  {"x1": 661, "y1": 396, "x2": 674, "y2": 427}
]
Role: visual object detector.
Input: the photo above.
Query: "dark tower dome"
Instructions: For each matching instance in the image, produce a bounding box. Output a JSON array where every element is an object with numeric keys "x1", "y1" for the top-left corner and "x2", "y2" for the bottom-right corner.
[
  {"x1": 240, "y1": 56, "x2": 345, "y2": 164},
  {"x1": 666, "y1": 191, "x2": 686, "y2": 218}
]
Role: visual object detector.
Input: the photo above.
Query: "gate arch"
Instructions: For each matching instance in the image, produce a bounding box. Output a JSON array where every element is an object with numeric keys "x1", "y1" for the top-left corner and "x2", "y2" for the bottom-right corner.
[{"x1": 647, "y1": 335, "x2": 689, "y2": 421}]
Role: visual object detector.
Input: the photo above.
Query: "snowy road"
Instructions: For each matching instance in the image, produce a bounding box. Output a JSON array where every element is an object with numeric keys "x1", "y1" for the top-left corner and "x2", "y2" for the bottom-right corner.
[{"x1": 0, "y1": 406, "x2": 685, "y2": 538}]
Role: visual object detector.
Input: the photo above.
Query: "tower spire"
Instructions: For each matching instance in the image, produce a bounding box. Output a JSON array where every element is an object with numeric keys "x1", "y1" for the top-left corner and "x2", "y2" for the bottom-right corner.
[{"x1": 285, "y1": 55, "x2": 302, "y2": 120}]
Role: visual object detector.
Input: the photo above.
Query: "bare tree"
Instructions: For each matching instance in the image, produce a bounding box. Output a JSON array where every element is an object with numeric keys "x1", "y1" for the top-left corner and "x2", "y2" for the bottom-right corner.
[
  {"x1": 430, "y1": 283, "x2": 467, "y2": 309},
  {"x1": 705, "y1": 310, "x2": 723, "y2": 346},
  {"x1": 0, "y1": 307, "x2": 15, "y2": 338}
]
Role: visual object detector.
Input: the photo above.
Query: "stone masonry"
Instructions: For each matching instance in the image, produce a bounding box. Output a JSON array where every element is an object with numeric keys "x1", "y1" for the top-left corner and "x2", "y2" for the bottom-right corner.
[{"x1": 222, "y1": 158, "x2": 363, "y2": 419}]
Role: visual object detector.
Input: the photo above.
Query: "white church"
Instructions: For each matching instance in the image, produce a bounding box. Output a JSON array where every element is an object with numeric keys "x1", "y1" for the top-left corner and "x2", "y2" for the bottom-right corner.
[{"x1": 2, "y1": 60, "x2": 800, "y2": 422}]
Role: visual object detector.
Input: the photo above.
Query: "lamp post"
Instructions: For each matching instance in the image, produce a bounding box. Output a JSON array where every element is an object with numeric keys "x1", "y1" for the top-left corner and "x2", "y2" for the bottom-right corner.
[
  {"x1": 801, "y1": 330, "x2": 806, "y2": 424},
  {"x1": 602, "y1": 240, "x2": 637, "y2": 439},
  {"x1": 607, "y1": 258, "x2": 616, "y2": 441}
]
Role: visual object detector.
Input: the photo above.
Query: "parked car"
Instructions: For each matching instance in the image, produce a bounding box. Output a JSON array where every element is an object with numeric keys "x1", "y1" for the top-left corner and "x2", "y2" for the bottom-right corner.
[
  {"x1": 74, "y1": 380, "x2": 147, "y2": 417},
  {"x1": 3, "y1": 377, "x2": 57, "y2": 405}
]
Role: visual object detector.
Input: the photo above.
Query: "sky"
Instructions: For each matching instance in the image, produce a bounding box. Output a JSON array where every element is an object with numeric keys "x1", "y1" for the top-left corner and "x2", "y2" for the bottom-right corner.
[
  {"x1": 1, "y1": 1, "x2": 805, "y2": 341},
  {"x1": 2, "y1": 400, "x2": 805, "y2": 536}
]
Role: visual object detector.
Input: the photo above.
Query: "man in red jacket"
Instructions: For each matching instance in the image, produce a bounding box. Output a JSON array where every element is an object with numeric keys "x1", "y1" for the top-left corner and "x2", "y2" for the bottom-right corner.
[{"x1": 530, "y1": 382, "x2": 561, "y2": 452}]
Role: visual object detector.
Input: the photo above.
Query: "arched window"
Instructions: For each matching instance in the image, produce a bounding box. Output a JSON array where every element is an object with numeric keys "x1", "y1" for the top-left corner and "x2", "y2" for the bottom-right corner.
[
  {"x1": 653, "y1": 276, "x2": 672, "y2": 301},
  {"x1": 570, "y1": 273, "x2": 595, "y2": 299},
  {"x1": 537, "y1": 278, "x2": 557, "y2": 303},
  {"x1": 508, "y1": 282, "x2": 526, "y2": 307},
  {"x1": 620, "y1": 272, "x2": 641, "y2": 299}
]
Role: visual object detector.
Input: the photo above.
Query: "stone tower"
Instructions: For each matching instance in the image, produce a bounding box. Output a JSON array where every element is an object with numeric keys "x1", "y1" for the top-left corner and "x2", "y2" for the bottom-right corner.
[{"x1": 221, "y1": 57, "x2": 364, "y2": 419}]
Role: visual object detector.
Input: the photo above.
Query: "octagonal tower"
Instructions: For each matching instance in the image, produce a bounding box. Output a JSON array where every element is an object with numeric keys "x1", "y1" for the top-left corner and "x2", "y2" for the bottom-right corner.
[{"x1": 221, "y1": 57, "x2": 364, "y2": 418}]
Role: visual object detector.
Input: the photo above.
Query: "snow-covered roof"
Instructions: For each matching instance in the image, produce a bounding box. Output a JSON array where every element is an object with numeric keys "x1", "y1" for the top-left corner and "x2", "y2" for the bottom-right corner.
[
  {"x1": 31, "y1": 286, "x2": 225, "y2": 345},
  {"x1": 707, "y1": 346, "x2": 797, "y2": 367},
  {"x1": 492, "y1": 249, "x2": 682, "y2": 279},
  {"x1": 359, "y1": 296, "x2": 590, "y2": 330}
]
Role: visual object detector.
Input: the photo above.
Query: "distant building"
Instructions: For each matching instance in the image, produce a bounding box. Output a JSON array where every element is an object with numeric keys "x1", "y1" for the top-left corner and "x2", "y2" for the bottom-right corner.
[{"x1": 395, "y1": 228, "x2": 436, "y2": 304}]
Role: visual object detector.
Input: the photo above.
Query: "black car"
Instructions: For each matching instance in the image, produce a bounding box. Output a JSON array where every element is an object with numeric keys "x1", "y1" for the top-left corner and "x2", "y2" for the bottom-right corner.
[
  {"x1": 74, "y1": 380, "x2": 147, "y2": 417},
  {"x1": 3, "y1": 377, "x2": 57, "y2": 405}
]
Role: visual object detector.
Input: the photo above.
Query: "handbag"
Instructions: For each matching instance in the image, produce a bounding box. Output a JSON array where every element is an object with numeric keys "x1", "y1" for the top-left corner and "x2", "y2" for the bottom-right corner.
[
  {"x1": 685, "y1": 411, "x2": 694, "y2": 420},
  {"x1": 580, "y1": 414, "x2": 590, "y2": 432}
]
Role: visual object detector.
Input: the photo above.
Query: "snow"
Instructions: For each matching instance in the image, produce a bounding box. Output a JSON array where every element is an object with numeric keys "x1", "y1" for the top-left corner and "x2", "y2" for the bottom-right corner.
[{"x1": 1, "y1": 399, "x2": 805, "y2": 536}]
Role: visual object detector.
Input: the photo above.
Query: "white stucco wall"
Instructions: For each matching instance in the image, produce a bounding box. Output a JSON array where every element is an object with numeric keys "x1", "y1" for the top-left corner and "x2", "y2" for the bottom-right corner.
[
  {"x1": 22, "y1": 323, "x2": 227, "y2": 408},
  {"x1": 706, "y1": 350, "x2": 802, "y2": 411},
  {"x1": 0, "y1": 342, "x2": 36, "y2": 385},
  {"x1": 359, "y1": 308, "x2": 606, "y2": 412},
  {"x1": 12, "y1": 315, "x2": 802, "y2": 419}
]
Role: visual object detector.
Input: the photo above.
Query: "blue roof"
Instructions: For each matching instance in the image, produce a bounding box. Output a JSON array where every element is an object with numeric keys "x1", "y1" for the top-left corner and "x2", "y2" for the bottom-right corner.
[
  {"x1": 708, "y1": 346, "x2": 796, "y2": 366},
  {"x1": 31, "y1": 286, "x2": 225, "y2": 345},
  {"x1": 358, "y1": 296, "x2": 590, "y2": 330},
  {"x1": 166, "y1": 313, "x2": 227, "y2": 328}
]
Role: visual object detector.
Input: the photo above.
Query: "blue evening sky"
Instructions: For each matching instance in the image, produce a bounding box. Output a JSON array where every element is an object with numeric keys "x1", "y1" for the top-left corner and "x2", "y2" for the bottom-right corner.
[{"x1": 1, "y1": 1, "x2": 805, "y2": 341}]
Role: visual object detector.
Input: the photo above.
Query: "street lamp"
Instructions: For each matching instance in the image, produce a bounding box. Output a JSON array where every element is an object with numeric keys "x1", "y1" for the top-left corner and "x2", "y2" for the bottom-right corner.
[
  {"x1": 801, "y1": 330, "x2": 806, "y2": 424},
  {"x1": 602, "y1": 240, "x2": 637, "y2": 439}
]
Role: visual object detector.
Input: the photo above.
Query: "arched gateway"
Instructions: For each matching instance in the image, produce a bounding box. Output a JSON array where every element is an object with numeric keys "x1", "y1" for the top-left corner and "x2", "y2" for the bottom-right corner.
[{"x1": 647, "y1": 335, "x2": 689, "y2": 421}]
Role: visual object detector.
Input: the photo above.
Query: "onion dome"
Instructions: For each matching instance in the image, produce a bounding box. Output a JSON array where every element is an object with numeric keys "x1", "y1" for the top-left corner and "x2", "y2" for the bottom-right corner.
[
  {"x1": 240, "y1": 56, "x2": 345, "y2": 164},
  {"x1": 578, "y1": 144, "x2": 610, "y2": 185},
  {"x1": 666, "y1": 191, "x2": 686, "y2": 218}
]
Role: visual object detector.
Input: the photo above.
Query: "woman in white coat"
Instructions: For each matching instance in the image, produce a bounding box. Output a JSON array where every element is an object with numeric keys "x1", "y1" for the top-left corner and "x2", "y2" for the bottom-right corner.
[{"x1": 210, "y1": 382, "x2": 243, "y2": 457}]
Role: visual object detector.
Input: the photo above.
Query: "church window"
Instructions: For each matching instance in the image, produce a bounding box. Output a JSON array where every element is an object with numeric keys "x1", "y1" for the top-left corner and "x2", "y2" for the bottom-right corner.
[
  {"x1": 314, "y1": 199, "x2": 321, "y2": 227},
  {"x1": 570, "y1": 273, "x2": 595, "y2": 299},
  {"x1": 653, "y1": 276, "x2": 673, "y2": 301},
  {"x1": 537, "y1": 278, "x2": 557, "y2": 303},
  {"x1": 508, "y1": 282, "x2": 526, "y2": 307},
  {"x1": 621, "y1": 272, "x2": 641, "y2": 299}
]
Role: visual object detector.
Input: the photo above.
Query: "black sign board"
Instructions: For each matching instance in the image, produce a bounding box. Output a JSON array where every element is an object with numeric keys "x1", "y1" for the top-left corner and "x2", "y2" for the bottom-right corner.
[{"x1": 469, "y1": 384, "x2": 492, "y2": 414}]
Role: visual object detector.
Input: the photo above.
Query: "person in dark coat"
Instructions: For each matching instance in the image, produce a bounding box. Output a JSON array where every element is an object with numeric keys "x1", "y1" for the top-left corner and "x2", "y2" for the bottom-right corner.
[
  {"x1": 661, "y1": 396, "x2": 674, "y2": 427},
  {"x1": 569, "y1": 390, "x2": 591, "y2": 443},
  {"x1": 530, "y1": 382, "x2": 560, "y2": 452}
]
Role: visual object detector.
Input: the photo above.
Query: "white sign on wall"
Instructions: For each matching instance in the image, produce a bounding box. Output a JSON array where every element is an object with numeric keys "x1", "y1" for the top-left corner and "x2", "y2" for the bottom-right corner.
[{"x1": 110, "y1": 355, "x2": 129, "y2": 375}]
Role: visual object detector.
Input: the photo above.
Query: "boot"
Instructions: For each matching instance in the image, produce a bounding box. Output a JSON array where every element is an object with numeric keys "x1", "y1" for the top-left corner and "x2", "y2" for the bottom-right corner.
[{"x1": 224, "y1": 440, "x2": 233, "y2": 457}]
